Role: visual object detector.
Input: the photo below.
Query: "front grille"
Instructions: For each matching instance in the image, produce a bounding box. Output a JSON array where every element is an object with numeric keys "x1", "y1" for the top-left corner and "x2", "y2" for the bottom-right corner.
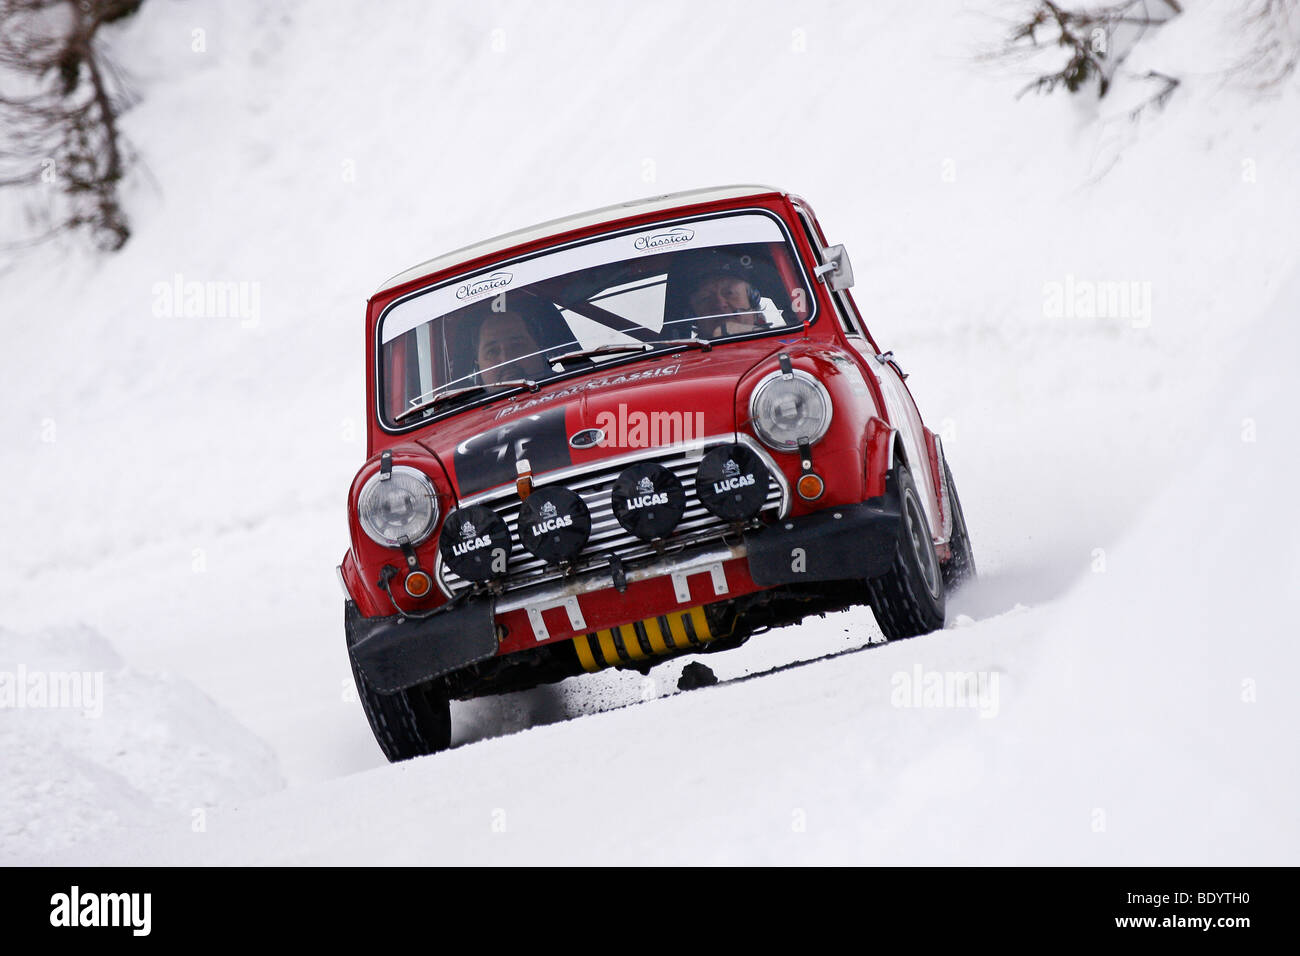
[{"x1": 437, "y1": 434, "x2": 788, "y2": 596}]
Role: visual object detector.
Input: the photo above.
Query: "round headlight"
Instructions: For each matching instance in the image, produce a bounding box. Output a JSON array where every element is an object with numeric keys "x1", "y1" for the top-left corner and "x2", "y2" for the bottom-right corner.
[
  {"x1": 518, "y1": 486, "x2": 591, "y2": 564},
  {"x1": 440, "y1": 504, "x2": 512, "y2": 581},
  {"x1": 612, "y1": 461, "x2": 687, "y2": 541},
  {"x1": 696, "y1": 443, "x2": 771, "y2": 521},
  {"x1": 748, "y1": 370, "x2": 832, "y2": 452},
  {"x1": 358, "y1": 465, "x2": 439, "y2": 547}
]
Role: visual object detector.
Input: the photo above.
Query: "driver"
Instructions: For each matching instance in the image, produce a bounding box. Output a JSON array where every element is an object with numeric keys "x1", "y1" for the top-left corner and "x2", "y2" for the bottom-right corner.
[
  {"x1": 474, "y1": 310, "x2": 553, "y2": 384},
  {"x1": 687, "y1": 270, "x2": 768, "y2": 339}
]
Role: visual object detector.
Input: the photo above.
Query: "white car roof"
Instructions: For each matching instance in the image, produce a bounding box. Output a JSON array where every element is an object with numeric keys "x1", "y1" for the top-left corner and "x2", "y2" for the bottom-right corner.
[{"x1": 375, "y1": 184, "x2": 786, "y2": 295}]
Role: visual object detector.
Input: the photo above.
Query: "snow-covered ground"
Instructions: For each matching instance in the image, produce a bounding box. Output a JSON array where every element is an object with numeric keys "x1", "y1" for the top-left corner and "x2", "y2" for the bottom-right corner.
[{"x1": 2, "y1": 0, "x2": 1297, "y2": 863}]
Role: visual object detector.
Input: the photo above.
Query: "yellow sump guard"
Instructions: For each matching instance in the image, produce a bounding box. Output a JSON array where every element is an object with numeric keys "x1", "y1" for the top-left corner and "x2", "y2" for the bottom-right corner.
[{"x1": 573, "y1": 605, "x2": 722, "y2": 672}]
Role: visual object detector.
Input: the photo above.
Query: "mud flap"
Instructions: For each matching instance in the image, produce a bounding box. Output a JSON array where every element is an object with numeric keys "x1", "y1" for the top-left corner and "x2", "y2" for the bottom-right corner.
[
  {"x1": 346, "y1": 598, "x2": 498, "y2": 694},
  {"x1": 743, "y1": 500, "x2": 901, "y2": 586}
]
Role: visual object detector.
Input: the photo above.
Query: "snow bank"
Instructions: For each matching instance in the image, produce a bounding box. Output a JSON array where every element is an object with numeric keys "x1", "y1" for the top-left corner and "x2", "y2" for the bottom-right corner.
[
  {"x1": 0, "y1": 625, "x2": 283, "y2": 864},
  {"x1": 867, "y1": 265, "x2": 1300, "y2": 864}
]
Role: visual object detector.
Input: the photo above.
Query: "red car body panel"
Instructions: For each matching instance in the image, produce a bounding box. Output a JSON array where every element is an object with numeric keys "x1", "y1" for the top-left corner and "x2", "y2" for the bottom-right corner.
[{"x1": 342, "y1": 187, "x2": 952, "y2": 661}]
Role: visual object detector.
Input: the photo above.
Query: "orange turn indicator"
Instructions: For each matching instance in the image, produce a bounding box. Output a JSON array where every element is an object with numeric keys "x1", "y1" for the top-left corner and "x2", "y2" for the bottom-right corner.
[
  {"x1": 404, "y1": 570, "x2": 433, "y2": 598},
  {"x1": 797, "y1": 473, "x2": 825, "y2": 501},
  {"x1": 516, "y1": 458, "x2": 533, "y2": 500}
]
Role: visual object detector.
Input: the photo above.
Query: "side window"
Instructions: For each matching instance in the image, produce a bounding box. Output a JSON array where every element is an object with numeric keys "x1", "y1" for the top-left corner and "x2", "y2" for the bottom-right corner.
[{"x1": 796, "y1": 210, "x2": 861, "y2": 336}]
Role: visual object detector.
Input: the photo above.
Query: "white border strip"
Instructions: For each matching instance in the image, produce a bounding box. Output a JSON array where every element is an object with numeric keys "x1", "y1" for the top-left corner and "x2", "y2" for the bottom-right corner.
[{"x1": 380, "y1": 213, "x2": 785, "y2": 345}]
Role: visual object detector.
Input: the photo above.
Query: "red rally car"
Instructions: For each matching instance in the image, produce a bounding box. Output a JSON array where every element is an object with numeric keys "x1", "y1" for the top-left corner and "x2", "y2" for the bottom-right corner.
[{"x1": 340, "y1": 185, "x2": 976, "y2": 761}]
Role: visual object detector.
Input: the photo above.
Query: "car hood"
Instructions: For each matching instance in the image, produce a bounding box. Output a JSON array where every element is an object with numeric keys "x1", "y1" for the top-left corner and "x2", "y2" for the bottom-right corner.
[{"x1": 413, "y1": 338, "x2": 798, "y2": 499}]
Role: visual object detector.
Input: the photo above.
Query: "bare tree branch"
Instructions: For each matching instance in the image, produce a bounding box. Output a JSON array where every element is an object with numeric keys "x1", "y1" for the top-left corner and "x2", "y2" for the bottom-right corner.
[
  {"x1": 1232, "y1": 0, "x2": 1300, "y2": 88},
  {"x1": 998, "y1": 0, "x2": 1182, "y2": 102},
  {"x1": 0, "y1": 0, "x2": 144, "y2": 252}
]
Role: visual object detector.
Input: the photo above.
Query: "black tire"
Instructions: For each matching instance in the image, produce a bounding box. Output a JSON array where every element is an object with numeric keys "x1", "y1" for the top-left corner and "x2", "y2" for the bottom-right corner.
[
  {"x1": 348, "y1": 644, "x2": 452, "y2": 763},
  {"x1": 941, "y1": 458, "x2": 977, "y2": 593},
  {"x1": 867, "y1": 464, "x2": 946, "y2": 640}
]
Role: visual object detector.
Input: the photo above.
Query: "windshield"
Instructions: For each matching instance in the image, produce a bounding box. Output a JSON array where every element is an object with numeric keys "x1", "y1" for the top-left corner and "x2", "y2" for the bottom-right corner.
[{"x1": 377, "y1": 210, "x2": 814, "y2": 428}]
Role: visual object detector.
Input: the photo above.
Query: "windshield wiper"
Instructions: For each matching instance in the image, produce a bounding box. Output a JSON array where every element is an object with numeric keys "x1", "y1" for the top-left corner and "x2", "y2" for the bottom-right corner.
[
  {"x1": 395, "y1": 379, "x2": 539, "y2": 421},
  {"x1": 549, "y1": 343, "x2": 654, "y2": 367},
  {"x1": 654, "y1": 337, "x2": 713, "y2": 354},
  {"x1": 549, "y1": 338, "x2": 712, "y2": 369}
]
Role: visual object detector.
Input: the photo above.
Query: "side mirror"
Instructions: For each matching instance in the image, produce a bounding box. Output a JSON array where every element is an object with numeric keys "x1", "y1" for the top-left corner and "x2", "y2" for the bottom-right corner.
[{"x1": 814, "y1": 244, "x2": 855, "y2": 291}]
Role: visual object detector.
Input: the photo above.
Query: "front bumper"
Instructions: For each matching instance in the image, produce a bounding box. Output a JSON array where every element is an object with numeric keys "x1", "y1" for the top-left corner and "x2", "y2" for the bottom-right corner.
[{"x1": 349, "y1": 495, "x2": 901, "y2": 693}]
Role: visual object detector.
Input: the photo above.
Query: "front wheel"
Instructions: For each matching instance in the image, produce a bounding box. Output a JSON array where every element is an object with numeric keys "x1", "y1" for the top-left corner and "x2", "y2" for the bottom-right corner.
[
  {"x1": 348, "y1": 642, "x2": 453, "y2": 763},
  {"x1": 867, "y1": 464, "x2": 946, "y2": 640}
]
